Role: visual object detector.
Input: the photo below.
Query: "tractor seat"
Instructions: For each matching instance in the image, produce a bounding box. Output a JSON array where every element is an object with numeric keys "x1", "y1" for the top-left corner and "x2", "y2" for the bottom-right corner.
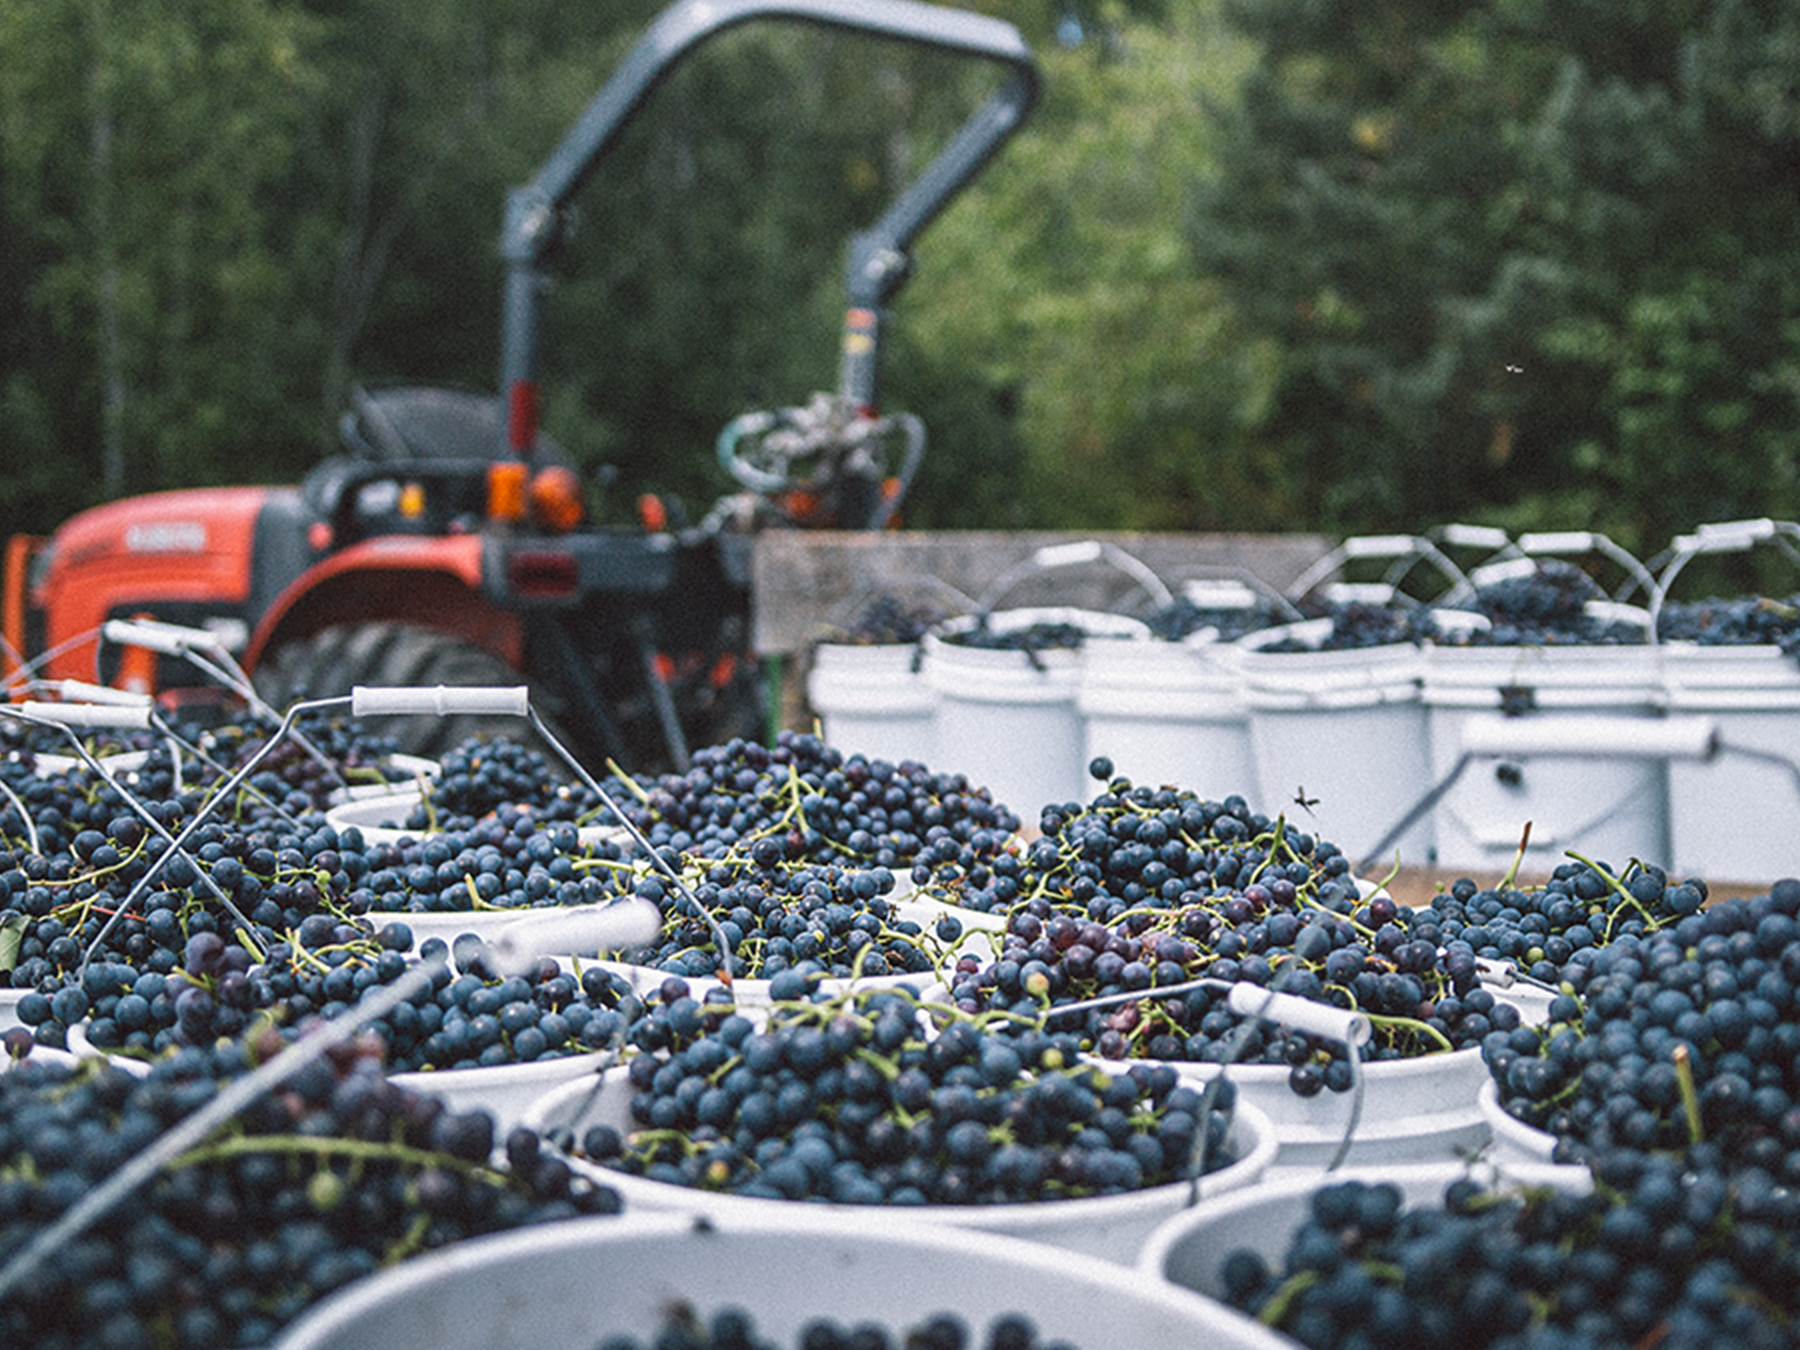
[
  {"x1": 338, "y1": 385, "x2": 571, "y2": 466},
  {"x1": 302, "y1": 386, "x2": 573, "y2": 527}
]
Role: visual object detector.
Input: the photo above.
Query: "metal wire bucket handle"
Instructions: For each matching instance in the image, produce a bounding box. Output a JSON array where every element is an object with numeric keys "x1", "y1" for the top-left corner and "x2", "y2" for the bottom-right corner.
[{"x1": 974, "y1": 539, "x2": 1174, "y2": 618}]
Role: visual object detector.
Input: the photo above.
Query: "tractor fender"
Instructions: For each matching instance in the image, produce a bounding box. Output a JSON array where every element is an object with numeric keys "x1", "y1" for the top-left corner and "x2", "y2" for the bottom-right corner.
[{"x1": 243, "y1": 533, "x2": 523, "y2": 675}]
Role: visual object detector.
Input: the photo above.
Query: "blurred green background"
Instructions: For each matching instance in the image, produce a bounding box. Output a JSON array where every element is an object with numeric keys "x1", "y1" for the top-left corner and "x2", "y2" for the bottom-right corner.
[{"x1": 4, "y1": 0, "x2": 1798, "y2": 565}]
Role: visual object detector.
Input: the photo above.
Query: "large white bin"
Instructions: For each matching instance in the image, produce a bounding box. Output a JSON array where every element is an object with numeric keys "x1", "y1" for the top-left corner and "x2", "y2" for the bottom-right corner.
[
  {"x1": 806, "y1": 641, "x2": 938, "y2": 765},
  {"x1": 274, "y1": 1209, "x2": 1297, "y2": 1350},
  {"x1": 1422, "y1": 639, "x2": 1670, "y2": 873},
  {"x1": 1077, "y1": 637, "x2": 1257, "y2": 799},
  {"x1": 923, "y1": 606, "x2": 1148, "y2": 819}
]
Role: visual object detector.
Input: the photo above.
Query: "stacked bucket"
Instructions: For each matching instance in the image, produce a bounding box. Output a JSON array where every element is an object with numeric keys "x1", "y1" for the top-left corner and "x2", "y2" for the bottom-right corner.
[{"x1": 807, "y1": 525, "x2": 1800, "y2": 883}]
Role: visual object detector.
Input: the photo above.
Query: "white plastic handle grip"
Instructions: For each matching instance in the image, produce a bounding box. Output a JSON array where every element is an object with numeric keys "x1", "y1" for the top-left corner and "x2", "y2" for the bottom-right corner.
[
  {"x1": 101, "y1": 619, "x2": 224, "y2": 655},
  {"x1": 1436, "y1": 523, "x2": 1511, "y2": 550},
  {"x1": 1469, "y1": 557, "x2": 1538, "y2": 588},
  {"x1": 1517, "y1": 530, "x2": 1596, "y2": 555},
  {"x1": 1340, "y1": 534, "x2": 1420, "y2": 559},
  {"x1": 1459, "y1": 712, "x2": 1718, "y2": 761},
  {"x1": 1031, "y1": 540, "x2": 1105, "y2": 568},
  {"x1": 14, "y1": 701, "x2": 155, "y2": 730},
  {"x1": 1226, "y1": 984, "x2": 1372, "y2": 1047},
  {"x1": 349, "y1": 685, "x2": 530, "y2": 718},
  {"x1": 483, "y1": 899, "x2": 663, "y2": 975},
  {"x1": 55, "y1": 680, "x2": 155, "y2": 708},
  {"x1": 1694, "y1": 517, "x2": 1776, "y2": 544}
]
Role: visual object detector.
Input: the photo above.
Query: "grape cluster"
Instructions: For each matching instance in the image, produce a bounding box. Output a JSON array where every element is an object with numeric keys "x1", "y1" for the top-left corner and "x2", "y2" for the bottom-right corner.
[
  {"x1": 1658, "y1": 592, "x2": 1800, "y2": 667},
  {"x1": 1659, "y1": 593, "x2": 1800, "y2": 645},
  {"x1": 579, "y1": 731, "x2": 1019, "y2": 982},
  {"x1": 1145, "y1": 594, "x2": 1282, "y2": 643},
  {"x1": 0, "y1": 1031, "x2": 620, "y2": 1350},
  {"x1": 232, "y1": 711, "x2": 412, "y2": 814},
  {"x1": 1439, "y1": 560, "x2": 1645, "y2": 646},
  {"x1": 622, "y1": 862, "x2": 950, "y2": 983},
  {"x1": 1258, "y1": 599, "x2": 1440, "y2": 652},
  {"x1": 1484, "y1": 880, "x2": 1800, "y2": 1175},
  {"x1": 1218, "y1": 1172, "x2": 1793, "y2": 1349},
  {"x1": 609, "y1": 733, "x2": 1020, "y2": 878},
  {"x1": 57, "y1": 910, "x2": 658, "y2": 1074},
  {"x1": 933, "y1": 776, "x2": 1505, "y2": 1092},
  {"x1": 263, "y1": 933, "x2": 650, "y2": 1074},
  {"x1": 1, "y1": 806, "x2": 384, "y2": 1022},
  {"x1": 568, "y1": 986, "x2": 1235, "y2": 1206},
  {"x1": 355, "y1": 809, "x2": 627, "y2": 915},
  {"x1": 0, "y1": 710, "x2": 440, "y2": 1016},
  {"x1": 826, "y1": 593, "x2": 956, "y2": 646},
  {"x1": 598, "y1": 1306, "x2": 1077, "y2": 1350},
  {"x1": 936, "y1": 617, "x2": 1089, "y2": 654},
  {"x1": 1419, "y1": 858, "x2": 1706, "y2": 994},
  {"x1": 404, "y1": 736, "x2": 611, "y2": 832}
]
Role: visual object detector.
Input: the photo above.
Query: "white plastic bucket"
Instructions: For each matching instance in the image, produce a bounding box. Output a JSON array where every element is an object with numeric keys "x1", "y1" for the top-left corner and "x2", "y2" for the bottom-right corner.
[
  {"x1": 272, "y1": 1208, "x2": 1298, "y2": 1350},
  {"x1": 324, "y1": 786, "x2": 623, "y2": 850},
  {"x1": 326, "y1": 753, "x2": 442, "y2": 803},
  {"x1": 1662, "y1": 643, "x2": 1800, "y2": 881},
  {"x1": 390, "y1": 1048, "x2": 617, "y2": 1137},
  {"x1": 1235, "y1": 623, "x2": 1432, "y2": 863},
  {"x1": 924, "y1": 607, "x2": 1150, "y2": 818},
  {"x1": 1077, "y1": 637, "x2": 1257, "y2": 799},
  {"x1": 1476, "y1": 1079, "x2": 1563, "y2": 1167},
  {"x1": 585, "y1": 896, "x2": 999, "y2": 1015},
  {"x1": 806, "y1": 642, "x2": 937, "y2": 765},
  {"x1": 1422, "y1": 641, "x2": 1669, "y2": 873},
  {"x1": 520, "y1": 1068, "x2": 1277, "y2": 1263},
  {"x1": 1138, "y1": 1159, "x2": 1592, "y2": 1302},
  {"x1": 1102, "y1": 1040, "x2": 1496, "y2": 1177},
  {"x1": 589, "y1": 960, "x2": 943, "y2": 1020},
  {"x1": 30, "y1": 749, "x2": 153, "y2": 780},
  {"x1": 358, "y1": 910, "x2": 545, "y2": 951},
  {"x1": 0, "y1": 1044, "x2": 80, "y2": 1073}
]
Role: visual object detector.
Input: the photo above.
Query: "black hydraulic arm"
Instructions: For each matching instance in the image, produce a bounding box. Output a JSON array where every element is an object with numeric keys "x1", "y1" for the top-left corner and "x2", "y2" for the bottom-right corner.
[{"x1": 497, "y1": 0, "x2": 1038, "y2": 456}]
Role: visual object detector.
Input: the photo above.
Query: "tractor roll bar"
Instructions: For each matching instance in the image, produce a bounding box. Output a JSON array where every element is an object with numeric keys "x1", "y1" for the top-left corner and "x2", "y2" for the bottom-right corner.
[{"x1": 498, "y1": 0, "x2": 1039, "y2": 455}]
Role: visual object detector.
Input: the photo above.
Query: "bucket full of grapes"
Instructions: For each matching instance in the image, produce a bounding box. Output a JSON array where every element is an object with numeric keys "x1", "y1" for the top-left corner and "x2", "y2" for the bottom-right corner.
[
  {"x1": 1235, "y1": 618, "x2": 1435, "y2": 866},
  {"x1": 807, "y1": 641, "x2": 939, "y2": 767},
  {"x1": 1654, "y1": 519, "x2": 1800, "y2": 882},
  {"x1": 1233, "y1": 534, "x2": 1478, "y2": 865},
  {"x1": 805, "y1": 586, "x2": 970, "y2": 767},
  {"x1": 1136, "y1": 1160, "x2": 1593, "y2": 1332},
  {"x1": 519, "y1": 987, "x2": 1278, "y2": 1263},
  {"x1": 1084, "y1": 977, "x2": 1511, "y2": 1176},
  {"x1": 1419, "y1": 538, "x2": 1670, "y2": 875},
  {"x1": 1076, "y1": 634, "x2": 1255, "y2": 802},
  {"x1": 272, "y1": 1207, "x2": 1299, "y2": 1350},
  {"x1": 924, "y1": 606, "x2": 1151, "y2": 819}
]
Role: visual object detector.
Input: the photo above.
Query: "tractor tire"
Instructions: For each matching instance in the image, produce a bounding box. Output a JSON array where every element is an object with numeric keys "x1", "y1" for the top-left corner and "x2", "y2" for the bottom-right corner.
[{"x1": 253, "y1": 623, "x2": 569, "y2": 766}]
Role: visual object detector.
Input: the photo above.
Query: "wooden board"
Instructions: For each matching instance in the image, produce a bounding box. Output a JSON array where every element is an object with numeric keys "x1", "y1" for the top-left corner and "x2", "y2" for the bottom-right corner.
[{"x1": 749, "y1": 529, "x2": 1335, "y2": 654}]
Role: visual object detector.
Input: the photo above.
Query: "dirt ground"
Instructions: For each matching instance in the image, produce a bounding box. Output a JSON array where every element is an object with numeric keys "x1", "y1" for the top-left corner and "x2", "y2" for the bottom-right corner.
[{"x1": 1380, "y1": 865, "x2": 1777, "y2": 909}]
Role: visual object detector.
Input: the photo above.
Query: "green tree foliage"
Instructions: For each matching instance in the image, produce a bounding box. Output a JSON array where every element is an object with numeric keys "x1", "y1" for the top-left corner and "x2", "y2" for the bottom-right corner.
[
  {"x1": 1193, "y1": 0, "x2": 1800, "y2": 554},
  {"x1": 0, "y1": 0, "x2": 321, "y2": 534},
  {"x1": 904, "y1": 0, "x2": 1287, "y2": 531}
]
